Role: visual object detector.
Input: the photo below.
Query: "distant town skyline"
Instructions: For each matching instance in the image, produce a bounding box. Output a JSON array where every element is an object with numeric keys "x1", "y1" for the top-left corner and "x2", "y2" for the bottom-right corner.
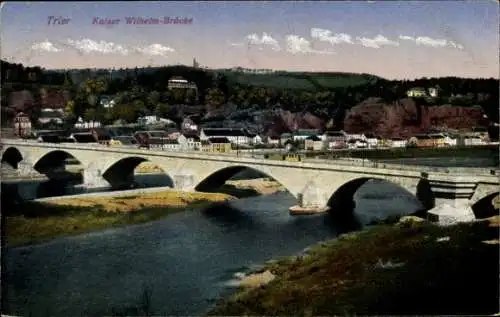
[{"x1": 1, "y1": 1, "x2": 498, "y2": 79}]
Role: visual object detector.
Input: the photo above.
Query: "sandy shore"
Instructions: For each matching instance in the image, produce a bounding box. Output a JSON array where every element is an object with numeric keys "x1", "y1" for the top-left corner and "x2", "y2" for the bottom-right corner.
[
  {"x1": 41, "y1": 189, "x2": 234, "y2": 213},
  {"x1": 236, "y1": 270, "x2": 276, "y2": 288},
  {"x1": 134, "y1": 162, "x2": 165, "y2": 174}
]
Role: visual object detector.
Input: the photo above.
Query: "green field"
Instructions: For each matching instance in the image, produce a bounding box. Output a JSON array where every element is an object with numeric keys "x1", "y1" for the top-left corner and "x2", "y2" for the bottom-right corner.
[{"x1": 220, "y1": 71, "x2": 381, "y2": 90}]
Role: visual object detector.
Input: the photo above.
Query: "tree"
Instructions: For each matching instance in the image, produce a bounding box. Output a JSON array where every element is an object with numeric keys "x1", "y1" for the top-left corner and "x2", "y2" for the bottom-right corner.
[
  {"x1": 65, "y1": 100, "x2": 76, "y2": 116},
  {"x1": 205, "y1": 87, "x2": 225, "y2": 108},
  {"x1": 83, "y1": 108, "x2": 97, "y2": 123},
  {"x1": 147, "y1": 90, "x2": 161, "y2": 110},
  {"x1": 154, "y1": 103, "x2": 169, "y2": 118},
  {"x1": 185, "y1": 88, "x2": 197, "y2": 105}
]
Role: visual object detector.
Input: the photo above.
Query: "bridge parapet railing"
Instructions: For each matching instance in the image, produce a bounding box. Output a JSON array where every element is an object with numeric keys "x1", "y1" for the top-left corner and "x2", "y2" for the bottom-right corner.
[{"x1": 3, "y1": 140, "x2": 496, "y2": 176}]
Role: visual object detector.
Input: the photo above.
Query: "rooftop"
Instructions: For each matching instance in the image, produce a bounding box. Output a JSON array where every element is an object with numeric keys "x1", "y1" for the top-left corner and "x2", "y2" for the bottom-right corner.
[
  {"x1": 202, "y1": 128, "x2": 250, "y2": 137},
  {"x1": 207, "y1": 137, "x2": 231, "y2": 144}
]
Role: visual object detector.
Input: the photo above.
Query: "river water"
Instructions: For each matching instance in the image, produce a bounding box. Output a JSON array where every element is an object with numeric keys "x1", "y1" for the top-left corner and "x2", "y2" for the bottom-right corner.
[
  {"x1": 1, "y1": 156, "x2": 494, "y2": 316},
  {"x1": 2, "y1": 184, "x2": 424, "y2": 316}
]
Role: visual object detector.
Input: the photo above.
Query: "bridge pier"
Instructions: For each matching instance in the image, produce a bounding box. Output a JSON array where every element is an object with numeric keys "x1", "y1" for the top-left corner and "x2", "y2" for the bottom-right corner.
[
  {"x1": 172, "y1": 173, "x2": 196, "y2": 191},
  {"x1": 289, "y1": 182, "x2": 330, "y2": 215},
  {"x1": 426, "y1": 177, "x2": 478, "y2": 226},
  {"x1": 17, "y1": 161, "x2": 42, "y2": 178},
  {"x1": 82, "y1": 168, "x2": 112, "y2": 189}
]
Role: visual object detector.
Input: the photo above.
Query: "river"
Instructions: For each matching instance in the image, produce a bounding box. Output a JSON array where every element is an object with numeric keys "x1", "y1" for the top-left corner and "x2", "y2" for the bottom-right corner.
[
  {"x1": 1, "y1": 156, "x2": 492, "y2": 316},
  {"x1": 2, "y1": 184, "x2": 425, "y2": 316}
]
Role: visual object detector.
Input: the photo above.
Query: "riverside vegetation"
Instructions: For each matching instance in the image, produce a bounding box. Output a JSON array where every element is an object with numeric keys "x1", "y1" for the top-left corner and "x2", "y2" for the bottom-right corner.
[
  {"x1": 208, "y1": 215, "x2": 500, "y2": 316},
  {"x1": 4, "y1": 190, "x2": 232, "y2": 246}
]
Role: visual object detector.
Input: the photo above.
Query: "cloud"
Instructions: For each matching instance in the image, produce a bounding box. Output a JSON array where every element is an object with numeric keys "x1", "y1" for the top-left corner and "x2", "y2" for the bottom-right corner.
[
  {"x1": 66, "y1": 38, "x2": 129, "y2": 55},
  {"x1": 31, "y1": 40, "x2": 62, "y2": 53},
  {"x1": 135, "y1": 44, "x2": 175, "y2": 56},
  {"x1": 399, "y1": 35, "x2": 414, "y2": 41},
  {"x1": 245, "y1": 32, "x2": 281, "y2": 51},
  {"x1": 356, "y1": 35, "x2": 399, "y2": 48},
  {"x1": 310, "y1": 28, "x2": 354, "y2": 45},
  {"x1": 399, "y1": 35, "x2": 464, "y2": 49},
  {"x1": 285, "y1": 35, "x2": 335, "y2": 55}
]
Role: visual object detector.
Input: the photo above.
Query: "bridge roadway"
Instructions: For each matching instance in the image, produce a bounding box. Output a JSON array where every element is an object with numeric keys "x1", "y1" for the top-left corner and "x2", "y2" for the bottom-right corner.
[{"x1": 1, "y1": 139, "x2": 499, "y2": 224}]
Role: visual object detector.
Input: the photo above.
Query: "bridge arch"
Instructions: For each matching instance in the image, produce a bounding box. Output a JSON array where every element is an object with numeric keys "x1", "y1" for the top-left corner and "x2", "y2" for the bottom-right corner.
[
  {"x1": 195, "y1": 165, "x2": 292, "y2": 197},
  {"x1": 1, "y1": 147, "x2": 23, "y2": 169},
  {"x1": 472, "y1": 192, "x2": 499, "y2": 219},
  {"x1": 100, "y1": 156, "x2": 174, "y2": 189},
  {"x1": 327, "y1": 177, "x2": 433, "y2": 221},
  {"x1": 31, "y1": 150, "x2": 84, "y2": 176}
]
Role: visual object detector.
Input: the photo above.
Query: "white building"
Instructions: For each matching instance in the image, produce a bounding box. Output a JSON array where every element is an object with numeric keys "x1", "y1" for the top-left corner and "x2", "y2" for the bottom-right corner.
[
  {"x1": 162, "y1": 139, "x2": 181, "y2": 151},
  {"x1": 74, "y1": 117, "x2": 102, "y2": 129},
  {"x1": 390, "y1": 138, "x2": 408, "y2": 148},
  {"x1": 322, "y1": 131, "x2": 347, "y2": 149},
  {"x1": 463, "y1": 136, "x2": 485, "y2": 146},
  {"x1": 14, "y1": 112, "x2": 32, "y2": 137},
  {"x1": 167, "y1": 76, "x2": 198, "y2": 90},
  {"x1": 248, "y1": 133, "x2": 263, "y2": 145},
  {"x1": 345, "y1": 133, "x2": 366, "y2": 141},
  {"x1": 364, "y1": 134, "x2": 379, "y2": 148},
  {"x1": 266, "y1": 136, "x2": 280, "y2": 146},
  {"x1": 177, "y1": 133, "x2": 202, "y2": 151},
  {"x1": 137, "y1": 115, "x2": 175, "y2": 126},
  {"x1": 38, "y1": 108, "x2": 64, "y2": 125},
  {"x1": 428, "y1": 87, "x2": 439, "y2": 98},
  {"x1": 347, "y1": 139, "x2": 368, "y2": 149},
  {"x1": 100, "y1": 96, "x2": 116, "y2": 108}
]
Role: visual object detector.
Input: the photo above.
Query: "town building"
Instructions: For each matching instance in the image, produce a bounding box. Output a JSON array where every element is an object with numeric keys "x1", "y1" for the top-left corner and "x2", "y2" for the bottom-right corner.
[
  {"x1": 177, "y1": 133, "x2": 202, "y2": 151},
  {"x1": 74, "y1": 116, "x2": 102, "y2": 129},
  {"x1": 167, "y1": 76, "x2": 198, "y2": 90},
  {"x1": 38, "y1": 108, "x2": 64, "y2": 125},
  {"x1": 100, "y1": 95, "x2": 116, "y2": 108},
  {"x1": 406, "y1": 87, "x2": 428, "y2": 98},
  {"x1": 162, "y1": 139, "x2": 181, "y2": 151},
  {"x1": 364, "y1": 133, "x2": 379, "y2": 148},
  {"x1": 137, "y1": 115, "x2": 176, "y2": 127},
  {"x1": 322, "y1": 130, "x2": 347, "y2": 149},
  {"x1": 406, "y1": 87, "x2": 439, "y2": 98},
  {"x1": 201, "y1": 137, "x2": 232, "y2": 153},
  {"x1": 292, "y1": 129, "x2": 320, "y2": 141},
  {"x1": 200, "y1": 128, "x2": 251, "y2": 145},
  {"x1": 13, "y1": 112, "x2": 32, "y2": 137},
  {"x1": 266, "y1": 135, "x2": 281, "y2": 146},
  {"x1": 304, "y1": 135, "x2": 324, "y2": 151},
  {"x1": 390, "y1": 137, "x2": 408, "y2": 148}
]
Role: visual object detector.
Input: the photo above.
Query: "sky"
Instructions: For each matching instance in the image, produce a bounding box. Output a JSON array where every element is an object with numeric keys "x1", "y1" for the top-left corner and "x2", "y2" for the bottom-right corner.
[{"x1": 1, "y1": 1, "x2": 498, "y2": 79}]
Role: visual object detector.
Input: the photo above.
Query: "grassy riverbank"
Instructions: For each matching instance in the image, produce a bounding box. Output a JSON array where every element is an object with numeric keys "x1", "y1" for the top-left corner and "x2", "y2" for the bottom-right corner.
[
  {"x1": 208, "y1": 216, "x2": 500, "y2": 316},
  {"x1": 4, "y1": 191, "x2": 233, "y2": 247}
]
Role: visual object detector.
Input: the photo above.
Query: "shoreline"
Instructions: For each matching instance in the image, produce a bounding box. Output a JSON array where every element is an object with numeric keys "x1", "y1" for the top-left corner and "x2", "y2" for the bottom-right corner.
[
  {"x1": 208, "y1": 214, "x2": 500, "y2": 315},
  {"x1": 4, "y1": 189, "x2": 234, "y2": 247}
]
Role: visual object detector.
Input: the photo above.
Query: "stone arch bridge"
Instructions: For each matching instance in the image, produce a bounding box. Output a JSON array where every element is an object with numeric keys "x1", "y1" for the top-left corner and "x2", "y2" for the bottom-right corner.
[{"x1": 1, "y1": 140, "x2": 498, "y2": 221}]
